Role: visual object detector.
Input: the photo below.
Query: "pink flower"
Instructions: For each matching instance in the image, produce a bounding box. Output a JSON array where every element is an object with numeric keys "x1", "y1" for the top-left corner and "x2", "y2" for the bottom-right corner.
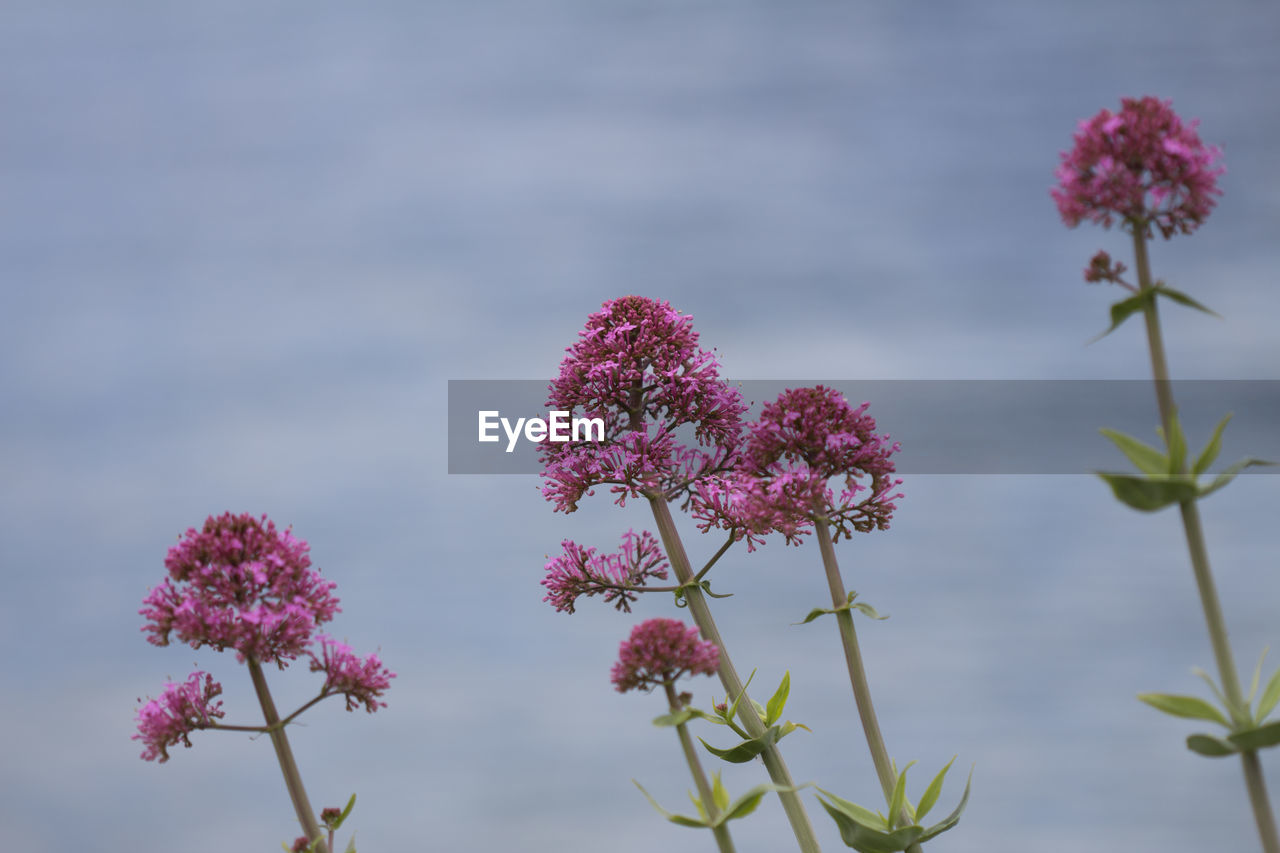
[
  {"x1": 611, "y1": 618, "x2": 720, "y2": 693},
  {"x1": 1051, "y1": 95, "x2": 1224, "y2": 239},
  {"x1": 541, "y1": 296, "x2": 746, "y2": 513},
  {"x1": 133, "y1": 671, "x2": 226, "y2": 762},
  {"x1": 141, "y1": 513, "x2": 340, "y2": 667},
  {"x1": 542, "y1": 530, "x2": 669, "y2": 614},
  {"x1": 308, "y1": 635, "x2": 396, "y2": 713},
  {"x1": 703, "y1": 386, "x2": 902, "y2": 544}
]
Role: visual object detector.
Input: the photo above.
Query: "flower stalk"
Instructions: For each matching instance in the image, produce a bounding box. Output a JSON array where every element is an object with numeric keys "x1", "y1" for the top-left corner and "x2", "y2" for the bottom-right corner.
[
  {"x1": 648, "y1": 497, "x2": 822, "y2": 853},
  {"x1": 662, "y1": 681, "x2": 737, "y2": 853}
]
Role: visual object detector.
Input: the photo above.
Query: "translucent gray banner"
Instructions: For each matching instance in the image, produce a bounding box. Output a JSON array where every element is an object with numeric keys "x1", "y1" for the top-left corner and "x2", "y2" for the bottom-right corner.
[{"x1": 447, "y1": 380, "x2": 1280, "y2": 475}]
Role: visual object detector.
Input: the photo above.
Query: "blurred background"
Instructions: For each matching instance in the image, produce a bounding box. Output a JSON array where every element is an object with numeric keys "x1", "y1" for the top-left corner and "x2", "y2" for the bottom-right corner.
[{"x1": 2, "y1": 2, "x2": 1278, "y2": 851}]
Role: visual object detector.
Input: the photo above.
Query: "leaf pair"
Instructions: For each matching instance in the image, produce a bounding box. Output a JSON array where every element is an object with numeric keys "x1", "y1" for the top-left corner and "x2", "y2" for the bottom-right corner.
[
  {"x1": 1091, "y1": 281, "x2": 1218, "y2": 344},
  {"x1": 1098, "y1": 412, "x2": 1274, "y2": 512},
  {"x1": 634, "y1": 778, "x2": 801, "y2": 830},
  {"x1": 796, "y1": 591, "x2": 888, "y2": 626},
  {"x1": 1140, "y1": 649, "x2": 1280, "y2": 758},
  {"x1": 696, "y1": 672, "x2": 809, "y2": 760},
  {"x1": 815, "y1": 759, "x2": 972, "y2": 853}
]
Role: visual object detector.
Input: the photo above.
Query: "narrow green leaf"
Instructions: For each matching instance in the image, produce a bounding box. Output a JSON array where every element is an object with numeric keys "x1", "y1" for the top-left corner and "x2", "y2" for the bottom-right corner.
[
  {"x1": 343, "y1": 834, "x2": 357, "y2": 853},
  {"x1": 688, "y1": 788, "x2": 708, "y2": 822},
  {"x1": 1248, "y1": 648, "x2": 1268, "y2": 708},
  {"x1": 851, "y1": 602, "x2": 889, "y2": 620},
  {"x1": 886, "y1": 761, "x2": 916, "y2": 829},
  {"x1": 633, "y1": 780, "x2": 710, "y2": 828},
  {"x1": 813, "y1": 786, "x2": 890, "y2": 830},
  {"x1": 1097, "y1": 472, "x2": 1198, "y2": 511},
  {"x1": 1229, "y1": 721, "x2": 1280, "y2": 752},
  {"x1": 1255, "y1": 667, "x2": 1280, "y2": 724},
  {"x1": 765, "y1": 672, "x2": 791, "y2": 726},
  {"x1": 917, "y1": 766, "x2": 974, "y2": 843},
  {"x1": 797, "y1": 606, "x2": 835, "y2": 625},
  {"x1": 712, "y1": 772, "x2": 730, "y2": 812},
  {"x1": 1163, "y1": 411, "x2": 1188, "y2": 476},
  {"x1": 653, "y1": 709, "x2": 697, "y2": 728},
  {"x1": 1091, "y1": 289, "x2": 1156, "y2": 342},
  {"x1": 1137, "y1": 692, "x2": 1230, "y2": 727},
  {"x1": 699, "y1": 726, "x2": 780, "y2": 763},
  {"x1": 337, "y1": 792, "x2": 356, "y2": 826},
  {"x1": 1100, "y1": 428, "x2": 1169, "y2": 477},
  {"x1": 1192, "y1": 413, "x2": 1233, "y2": 476},
  {"x1": 1191, "y1": 668, "x2": 1233, "y2": 719},
  {"x1": 714, "y1": 783, "x2": 799, "y2": 825},
  {"x1": 1155, "y1": 284, "x2": 1221, "y2": 318},
  {"x1": 915, "y1": 756, "x2": 956, "y2": 823},
  {"x1": 1199, "y1": 458, "x2": 1279, "y2": 500},
  {"x1": 1186, "y1": 733, "x2": 1238, "y2": 757}
]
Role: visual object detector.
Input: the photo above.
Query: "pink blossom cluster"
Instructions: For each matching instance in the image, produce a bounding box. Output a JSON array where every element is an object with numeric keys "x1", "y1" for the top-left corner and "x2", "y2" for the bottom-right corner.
[
  {"x1": 540, "y1": 296, "x2": 746, "y2": 513},
  {"x1": 1052, "y1": 95, "x2": 1224, "y2": 239},
  {"x1": 141, "y1": 512, "x2": 340, "y2": 666},
  {"x1": 543, "y1": 530, "x2": 669, "y2": 614},
  {"x1": 133, "y1": 671, "x2": 225, "y2": 762},
  {"x1": 697, "y1": 386, "x2": 902, "y2": 544},
  {"x1": 308, "y1": 635, "x2": 396, "y2": 713},
  {"x1": 611, "y1": 618, "x2": 720, "y2": 694}
]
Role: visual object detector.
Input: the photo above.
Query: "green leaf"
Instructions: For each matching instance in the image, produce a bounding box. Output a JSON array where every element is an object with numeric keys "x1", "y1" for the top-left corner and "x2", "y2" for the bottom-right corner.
[
  {"x1": 1229, "y1": 721, "x2": 1280, "y2": 752},
  {"x1": 1137, "y1": 692, "x2": 1230, "y2": 727},
  {"x1": 1092, "y1": 288, "x2": 1156, "y2": 342},
  {"x1": 1097, "y1": 472, "x2": 1198, "y2": 511},
  {"x1": 1199, "y1": 458, "x2": 1278, "y2": 500},
  {"x1": 851, "y1": 601, "x2": 888, "y2": 620},
  {"x1": 917, "y1": 766, "x2": 974, "y2": 844},
  {"x1": 915, "y1": 756, "x2": 956, "y2": 823},
  {"x1": 699, "y1": 726, "x2": 781, "y2": 763},
  {"x1": 1100, "y1": 428, "x2": 1169, "y2": 477},
  {"x1": 813, "y1": 786, "x2": 889, "y2": 829},
  {"x1": 715, "y1": 783, "x2": 800, "y2": 825},
  {"x1": 653, "y1": 709, "x2": 698, "y2": 728},
  {"x1": 343, "y1": 834, "x2": 357, "y2": 853},
  {"x1": 1155, "y1": 284, "x2": 1220, "y2": 318},
  {"x1": 1192, "y1": 413, "x2": 1233, "y2": 476},
  {"x1": 886, "y1": 761, "x2": 916, "y2": 829},
  {"x1": 633, "y1": 780, "x2": 710, "y2": 828},
  {"x1": 1186, "y1": 733, "x2": 1238, "y2": 757},
  {"x1": 711, "y1": 772, "x2": 730, "y2": 812},
  {"x1": 1255, "y1": 667, "x2": 1280, "y2": 724},
  {"x1": 765, "y1": 672, "x2": 791, "y2": 726},
  {"x1": 1161, "y1": 411, "x2": 1188, "y2": 476}
]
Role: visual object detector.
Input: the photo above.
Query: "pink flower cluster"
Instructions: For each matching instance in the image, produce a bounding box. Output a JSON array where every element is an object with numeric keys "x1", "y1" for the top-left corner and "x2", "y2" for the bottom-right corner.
[
  {"x1": 1052, "y1": 95, "x2": 1224, "y2": 239},
  {"x1": 611, "y1": 618, "x2": 720, "y2": 694},
  {"x1": 697, "y1": 387, "x2": 902, "y2": 544},
  {"x1": 133, "y1": 671, "x2": 225, "y2": 762},
  {"x1": 141, "y1": 512, "x2": 340, "y2": 666},
  {"x1": 308, "y1": 635, "x2": 395, "y2": 713},
  {"x1": 541, "y1": 296, "x2": 746, "y2": 513},
  {"x1": 543, "y1": 530, "x2": 669, "y2": 614}
]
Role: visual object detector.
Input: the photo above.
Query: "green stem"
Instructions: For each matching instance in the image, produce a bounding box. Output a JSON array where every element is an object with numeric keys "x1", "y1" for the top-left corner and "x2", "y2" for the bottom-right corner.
[
  {"x1": 648, "y1": 496, "x2": 822, "y2": 853},
  {"x1": 247, "y1": 658, "x2": 328, "y2": 853},
  {"x1": 815, "y1": 518, "x2": 921, "y2": 851},
  {"x1": 1130, "y1": 227, "x2": 1279, "y2": 853},
  {"x1": 665, "y1": 682, "x2": 737, "y2": 853}
]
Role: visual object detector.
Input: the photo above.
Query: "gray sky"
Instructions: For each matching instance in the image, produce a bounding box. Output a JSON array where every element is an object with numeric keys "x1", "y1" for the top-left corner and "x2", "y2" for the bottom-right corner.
[{"x1": 2, "y1": 2, "x2": 1279, "y2": 851}]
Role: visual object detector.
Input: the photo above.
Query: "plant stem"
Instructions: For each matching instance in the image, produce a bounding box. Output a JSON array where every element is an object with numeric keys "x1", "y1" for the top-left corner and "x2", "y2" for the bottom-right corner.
[
  {"x1": 648, "y1": 496, "x2": 823, "y2": 853},
  {"x1": 815, "y1": 518, "x2": 922, "y2": 851},
  {"x1": 247, "y1": 657, "x2": 328, "y2": 852},
  {"x1": 665, "y1": 682, "x2": 736, "y2": 853},
  {"x1": 1130, "y1": 228, "x2": 1279, "y2": 853}
]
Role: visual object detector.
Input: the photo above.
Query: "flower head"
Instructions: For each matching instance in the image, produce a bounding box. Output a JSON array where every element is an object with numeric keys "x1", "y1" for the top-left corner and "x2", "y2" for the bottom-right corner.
[
  {"x1": 140, "y1": 513, "x2": 340, "y2": 667},
  {"x1": 541, "y1": 296, "x2": 747, "y2": 512},
  {"x1": 308, "y1": 635, "x2": 396, "y2": 713},
  {"x1": 542, "y1": 529, "x2": 669, "y2": 614},
  {"x1": 611, "y1": 618, "x2": 719, "y2": 693},
  {"x1": 707, "y1": 386, "x2": 902, "y2": 543},
  {"x1": 1052, "y1": 95, "x2": 1224, "y2": 239},
  {"x1": 133, "y1": 671, "x2": 225, "y2": 762}
]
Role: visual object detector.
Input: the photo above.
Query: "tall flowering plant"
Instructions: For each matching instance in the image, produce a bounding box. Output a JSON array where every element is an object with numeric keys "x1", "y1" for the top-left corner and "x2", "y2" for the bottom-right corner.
[
  {"x1": 540, "y1": 296, "x2": 822, "y2": 852},
  {"x1": 134, "y1": 512, "x2": 394, "y2": 852},
  {"x1": 1054, "y1": 96, "x2": 1279, "y2": 852},
  {"x1": 540, "y1": 297, "x2": 970, "y2": 852}
]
